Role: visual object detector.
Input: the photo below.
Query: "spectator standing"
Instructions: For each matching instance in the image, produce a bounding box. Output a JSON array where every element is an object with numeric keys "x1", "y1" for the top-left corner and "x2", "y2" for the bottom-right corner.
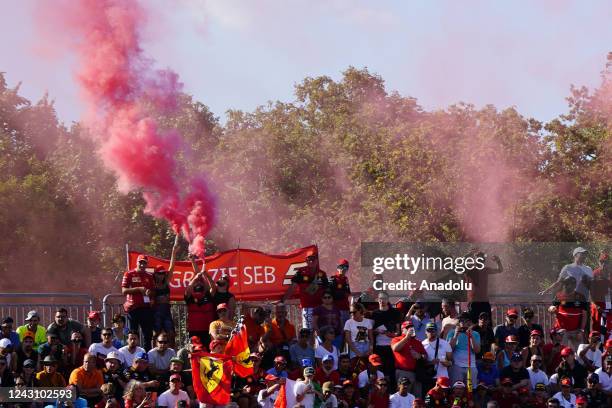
[
  {"x1": 590, "y1": 251, "x2": 611, "y2": 337},
  {"x1": 16, "y1": 310, "x2": 47, "y2": 347},
  {"x1": 212, "y1": 274, "x2": 237, "y2": 318},
  {"x1": 465, "y1": 250, "x2": 503, "y2": 324},
  {"x1": 472, "y1": 312, "x2": 495, "y2": 358},
  {"x1": 440, "y1": 300, "x2": 459, "y2": 340},
  {"x1": 152, "y1": 235, "x2": 179, "y2": 349},
  {"x1": 543, "y1": 328, "x2": 564, "y2": 375},
  {"x1": 47, "y1": 308, "x2": 87, "y2": 347},
  {"x1": 313, "y1": 291, "x2": 343, "y2": 349},
  {"x1": 243, "y1": 307, "x2": 267, "y2": 351},
  {"x1": 493, "y1": 309, "x2": 519, "y2": 351},
  {"x1": 184, "y1": 258, "x2": 216, "y2": 347},
  {"x1": 422, "y1": 322, "x2": 453, "y2": 388},
  {"x1": 209, "y1": 303, "x2": 234, "y2": 341},
  {"x1": 517, "y1": 308, "x2": 544, "y2": 349},
  {"x1": 315, "y1": 326, "x2": 340, "y2": 370},
  {"x1": 343, "y1": 303, "x2": 373, "y2": 363},
  {"x1": 521, "y1": 330, "x2": 544, "y2": 367},
  {"x1": 121, "y1": 254, "x2": 155, "y2": 351},
  {"x1": 549, "y1": 276, "x2": 588, "y2": 350},
  {"x1": 290, "y1": 328, "x2": 316, "y2": 369},
  {"x1": 391, "y1": 321, "x2": 427, "y2": 397},
  {"x1": 447, "y1": 312, "x2": 480, "y2": 385},
  {"x1": 330, "y1": 258, "x2": 352, "y2": 327},
  {"x1": 282, "y1": 250, "x2": 329, "y2": 330},
  {"x1": 407, "y1": 302, "x2": 433, "y2": 341},
  {"x1": 541, "y1": 247, "x2": 593, "y2": 300},
  {"x1": 264, "y1": 303, "x2": 296, "y2": 359},
  {"x1": 371, "y1": 291, "x2": 400, "y2": 385}
]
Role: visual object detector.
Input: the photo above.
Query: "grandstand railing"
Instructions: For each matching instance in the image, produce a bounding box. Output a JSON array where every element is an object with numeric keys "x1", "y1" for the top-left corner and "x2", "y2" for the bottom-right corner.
[{"x1": 2, "y1": 292, "x2": 556, "y2": 346}]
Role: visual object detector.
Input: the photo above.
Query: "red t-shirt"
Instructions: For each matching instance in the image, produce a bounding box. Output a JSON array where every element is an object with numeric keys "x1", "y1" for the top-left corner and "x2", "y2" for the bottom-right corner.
[
  {"x1": 314, "y1": 367, "x2": 340, "y2": 385},
  {"x1": 185, "y1": 290, "x2": 215, "y2": 332},
  {"x1": 291, "y1": 267, "x2": 328, "y2": 308},
  {"x1": 369, "y1": 391, "x2": 389, "y2": 408},
  {"x1": 542, "y1": 342, "x2": 562, "y2": 375},
  {"x1": 390, "y1": 336, "x2": 426, "y2": 371},
  {"x1": 330, "y1": 274, "x2": 351, "y2": 311},
  {"x1": 122, "y1": 270, "x2": 155, "y2": 312},
  {"x1": 591, "y1": 266, "x2": 610, "y2": 304}
]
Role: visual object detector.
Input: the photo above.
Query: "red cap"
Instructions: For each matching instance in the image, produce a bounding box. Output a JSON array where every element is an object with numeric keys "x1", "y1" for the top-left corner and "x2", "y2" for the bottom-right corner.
[
  {"x1": 136, "y1": 255, "x2": 148, "y2": 263},
  {"x1": 576, "y1": 396, "x2": 587, "y2": 404},
  {"x1": 274, "y1": 356, "x2": 286, "y2": 363},
  {"x1": 305, "y1": 249, "x2": 317, "y2": 258},
  {"x1": 368, "y1": 354, "x2": 383, "y2": 366},
  {"x1": 505, "y1": 335, "x2": 518, "y2": 343},
  {"x1": 209, "y1": 340, "x2": 225, "y2": 351},
  {"x1": 436, "y1": 377, "x2": 450, "y2": 388},
  {"x1": 530, "y1": 330, "x2": 542, "y2": 337},
  {"x1": 154, "y1": 265, "x2": 166, "y2": 274},
  {"x1": 589, "y1": 331, "x2": 601, "y2": 338},
  {"x1": 170, "y1": 373, "x2": 182, "y2": 382},
  {"x1": 501, "y1": 377, "x2": 513, "y2": 385},
  {"x1": 337, "y1": 258, "x2": 349, "y2": 267},
  {"x1": 560, "y1": 377, "x2": 572, "y2": 386},
  {"x1": 506, "y1": 308, "x2": 518, "y2": 317},
  {"x1": 518, "y1": 386, "x2": 529, "y2": 394},
  {"x1": 217, "y1": 303, "x2": 228, "y2": 311},
  {"x1": 264, "y1": 374, "x2": 278, "y2": 382},
  {"x1": 401, "y1": 321, "x2": 413, "y2": 329},
  {"x1": 606, "y1": 339, "x2": 612, "y2": 348},
  {"x1": 88, "y1": 311, "x2": 101, "y2": 320},
  {"x1": 560, "y1": 347, "x2": 573, "y2": 357}
]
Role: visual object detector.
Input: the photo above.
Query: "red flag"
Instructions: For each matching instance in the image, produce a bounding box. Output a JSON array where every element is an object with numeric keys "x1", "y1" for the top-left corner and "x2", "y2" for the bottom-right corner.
[
  {"x1": 273, "y1": 379, "x2": 296, "y2": 408},
  {"x1": 191, "y1": 351, "x2": 233, "y2": 405},
  {"x1": 225, "y1": 323, "x2": 254, "y2": 377}
]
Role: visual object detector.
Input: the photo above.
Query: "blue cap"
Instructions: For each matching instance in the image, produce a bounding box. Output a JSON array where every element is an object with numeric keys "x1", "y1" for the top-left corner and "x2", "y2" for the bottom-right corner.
[
  {"x1": 135, "y1": 351, "x2": 148, "y2": 362},
  {"x1": 511, "y1": 353, "x2": 522, "y2": 362},
  {"x1": 322, "y1": 355, "x2": 334, "y2": 362},
  {"x1": 301, "y1": 358, "x2": 313, "y2": 367}
]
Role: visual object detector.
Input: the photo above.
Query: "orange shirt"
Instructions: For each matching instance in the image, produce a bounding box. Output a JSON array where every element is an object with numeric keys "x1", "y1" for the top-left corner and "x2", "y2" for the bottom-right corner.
[
  {"x1": 265, "y1": 319, "x2": 296, "y2": 346},
  {"x1": 36, "y1": 371, "x2": 67, "y2": 387},
  {"x1": 69, "y1": 366, "x2": 104, "y2": 389},
  {"x1": 243, "y1": 315, "x2": 265, "y2": 346}
]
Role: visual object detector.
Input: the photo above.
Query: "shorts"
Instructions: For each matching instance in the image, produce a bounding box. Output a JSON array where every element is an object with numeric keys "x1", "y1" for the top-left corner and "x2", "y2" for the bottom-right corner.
[
  {"x1": 153, "y1": 303, "x2": 175, "y2": 333},
  {"x1": 349, "y1": 342, "x2": 370, "y2": 359}
]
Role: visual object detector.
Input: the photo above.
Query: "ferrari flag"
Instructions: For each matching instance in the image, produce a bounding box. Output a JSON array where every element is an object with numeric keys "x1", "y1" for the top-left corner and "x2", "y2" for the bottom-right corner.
[
  {"x1": 225, "y1": 322, "x2": 253, "y2": 377},
  {"x1": 191, "y1": 351, "x2": 233, "y2": 405}
]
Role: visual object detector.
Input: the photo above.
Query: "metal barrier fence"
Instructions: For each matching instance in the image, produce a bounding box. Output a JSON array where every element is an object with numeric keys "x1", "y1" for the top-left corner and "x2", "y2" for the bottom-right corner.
[
  {"x1": 0, "y1": 293, "x2": 94, "y2": 326},
  {"x1": 2, "y1": 292, "x2": 556, "y2": 346}
]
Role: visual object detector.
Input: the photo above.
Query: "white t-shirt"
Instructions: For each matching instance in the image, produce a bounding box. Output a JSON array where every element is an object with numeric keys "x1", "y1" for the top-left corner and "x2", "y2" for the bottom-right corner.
[
  {"x1": 88, "y1": 343, "x2": 117, "y2": 360},
  {"x1": 147, "y1": 348, "x2": 176, "y2": 371},
  {"x1": 526, "y1": 367, "x2": 549, "y2": 390},
  {"x1": 294, "y1": 381, "x2": 316, "y2": 408},
  {"x1": 320, "y1": 394, "x2": 338, "y2": 408},
  {"x1": 441, "y1": 317, "x2": 458, "y2": 338},
  {"x1": 552, "y1": 391, "x2": 576, "y2": 408},
  {"x1": 117, "y1": 346, "x2": 145, "y2": 367},
  {"x1": 576, "y1": 343, "x2": 602, "y2": 368},
  {"x1": 559, "y1": 263, "x2": 593, "y2": 298},
  {"x1": 594, "y1": 367, "x2": 612, "y2": 391},
  {"x1": 157, "y1": 389, "x2": 189, "y2": 407},
  {"x1": 257, "y1": 389, "x2": 279, "y2": 408},
  {"x1": 357, "y1": 369, "x2": 384, "y2": 388},
  {"x1": 422, "y1": 337, "x2": 452, "y2": 378},
  {"x1": 344, "y1": 318, "x2": 373, "y2": 345},
  {"x1": 315, "y1": 344, "x2": 339, "y2": 370},
  {"x1": 389, "y1": 392, "x2": 416, "y2": 408}
]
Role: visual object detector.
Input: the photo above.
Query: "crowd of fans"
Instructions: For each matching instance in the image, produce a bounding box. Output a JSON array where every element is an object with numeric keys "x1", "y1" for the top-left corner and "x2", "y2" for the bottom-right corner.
[{"x1": 0, "y1": 246, "x2": 610, "y2": 408}]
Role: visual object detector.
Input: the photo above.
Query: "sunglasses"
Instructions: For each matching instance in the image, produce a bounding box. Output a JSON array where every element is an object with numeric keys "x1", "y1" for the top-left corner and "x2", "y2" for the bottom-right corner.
[{"x1": 158, "y1": 340, "x2": 168, "y2": 344}]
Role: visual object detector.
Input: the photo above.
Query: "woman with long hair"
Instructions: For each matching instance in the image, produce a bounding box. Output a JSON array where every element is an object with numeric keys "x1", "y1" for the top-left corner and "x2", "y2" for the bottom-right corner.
[{"x1": 123, "y1": 380, "x2": 154, "y2": 408}]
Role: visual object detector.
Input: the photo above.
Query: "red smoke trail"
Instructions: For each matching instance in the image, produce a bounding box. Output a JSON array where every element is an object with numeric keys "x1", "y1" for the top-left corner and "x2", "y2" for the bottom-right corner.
[{"x1": 44, "y1": 0, "x2": 215, "y2": 256}]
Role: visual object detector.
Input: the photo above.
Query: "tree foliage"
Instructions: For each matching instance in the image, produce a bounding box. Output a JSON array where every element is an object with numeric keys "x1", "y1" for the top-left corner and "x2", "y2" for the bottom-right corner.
[{"x1": 0, "y1": 55, "x2": 610, "y2": 295}]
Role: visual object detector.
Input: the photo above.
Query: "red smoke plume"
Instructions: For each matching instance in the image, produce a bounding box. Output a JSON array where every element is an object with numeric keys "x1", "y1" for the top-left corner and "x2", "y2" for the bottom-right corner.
[{"x1": 43, "y1": 0, "x2": 215, "y2": 256}]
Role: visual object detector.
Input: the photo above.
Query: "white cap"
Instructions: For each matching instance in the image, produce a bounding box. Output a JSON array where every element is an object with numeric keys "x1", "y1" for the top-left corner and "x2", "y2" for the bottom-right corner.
[
  {"x1": 0, "y1": 338, "x2": 12, "y2": 348},
  {"x1": 573, "y1": 247, "x2": 588, "y2": 257}
]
